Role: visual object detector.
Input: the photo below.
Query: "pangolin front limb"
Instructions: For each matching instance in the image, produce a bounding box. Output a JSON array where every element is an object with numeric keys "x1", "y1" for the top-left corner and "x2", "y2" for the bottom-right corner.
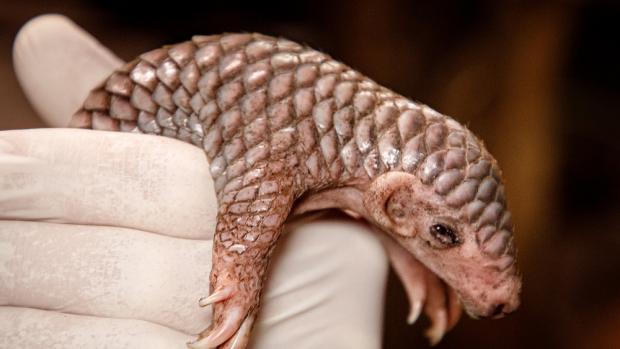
[{"x1": 71, "y1": 33, "x2": 521, "y2": 348}]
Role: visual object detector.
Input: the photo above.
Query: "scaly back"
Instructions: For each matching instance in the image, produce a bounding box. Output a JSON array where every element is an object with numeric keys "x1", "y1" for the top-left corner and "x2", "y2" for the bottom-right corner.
[{"x1": 72, "y1": 32, "x2": 514, "y2": 263}]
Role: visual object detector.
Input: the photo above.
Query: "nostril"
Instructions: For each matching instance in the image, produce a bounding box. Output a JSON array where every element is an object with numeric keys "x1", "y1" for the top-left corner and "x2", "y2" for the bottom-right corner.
[{"x1": 491, "y1": 303, "x2": 506, "y2": 317}]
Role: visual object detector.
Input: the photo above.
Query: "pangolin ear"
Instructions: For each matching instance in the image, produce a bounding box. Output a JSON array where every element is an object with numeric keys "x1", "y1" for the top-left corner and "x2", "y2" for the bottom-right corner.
[{"x1": 363, "y1": 172, "x2": 417, "y2": 229}]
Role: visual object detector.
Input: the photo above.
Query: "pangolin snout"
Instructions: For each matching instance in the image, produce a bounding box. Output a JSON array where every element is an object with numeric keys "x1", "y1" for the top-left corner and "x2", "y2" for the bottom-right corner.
[
  {"x1": 479, "y1": 278, "x2": 521, "y2": 319},
  {"x1": 459, "y1": 268, "x2": 521, "y2": 320},
  {"x1": 463, "y1": 290, "x2": 520, "y2": 319},
  {"x1": 482, "y1": 297, "x2": 519, "y2": 319}
]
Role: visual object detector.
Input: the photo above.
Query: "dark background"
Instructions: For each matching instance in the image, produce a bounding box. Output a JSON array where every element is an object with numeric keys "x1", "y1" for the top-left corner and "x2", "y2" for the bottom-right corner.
[{"x1": 1, "y1": 1, "x2": 619, "y2": 348}]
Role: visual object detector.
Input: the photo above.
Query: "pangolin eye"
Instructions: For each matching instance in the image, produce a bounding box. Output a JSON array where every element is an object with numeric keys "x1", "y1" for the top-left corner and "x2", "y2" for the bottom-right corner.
[{"x1": 429, "y1": 224, "x2": 461, "y2": 247}]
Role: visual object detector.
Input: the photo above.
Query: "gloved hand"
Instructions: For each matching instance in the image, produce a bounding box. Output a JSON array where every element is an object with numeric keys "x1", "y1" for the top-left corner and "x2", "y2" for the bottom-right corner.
[{"x1": 0, "y1": 14, "x2": 388, "y2": 349}]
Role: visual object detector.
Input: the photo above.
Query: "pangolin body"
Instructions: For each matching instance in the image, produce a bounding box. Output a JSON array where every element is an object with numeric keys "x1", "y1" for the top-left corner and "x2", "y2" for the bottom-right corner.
[{"x1": 71, "y1": 33, "x2": 520, "y2": 349}]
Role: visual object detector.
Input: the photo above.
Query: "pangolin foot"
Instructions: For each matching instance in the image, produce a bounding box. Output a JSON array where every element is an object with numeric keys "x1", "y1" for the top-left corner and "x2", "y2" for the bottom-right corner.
[
  {"x1": 382, "y1": 235, "x2": 462, "y2": 346},
  {"x1": 187, "y1": 286, "x2": 255, "y2": 349},
  {"x1": 421, "y1": 277, "x2": 461, "y2": 346}
]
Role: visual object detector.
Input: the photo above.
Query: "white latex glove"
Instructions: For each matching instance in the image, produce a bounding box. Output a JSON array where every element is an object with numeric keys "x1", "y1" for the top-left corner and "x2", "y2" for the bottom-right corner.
[{"x1": 1, "y1": 14, "x2": 389, "y2": 349}]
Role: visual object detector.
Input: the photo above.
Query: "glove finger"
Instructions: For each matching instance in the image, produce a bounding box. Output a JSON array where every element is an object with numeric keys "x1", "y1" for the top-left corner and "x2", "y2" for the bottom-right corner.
[
  {"x1": 0, "y1": 129, "x2": 216, "y2": 239},
  {"x1": 250, "y1": 216, "x2": 388, "y2": 349},
  {"x1": 13, "y1": 14, "x2": 123, "y2": 127},
  {"x1": 0, "y1": 220, "x2": 212, "y2": 334},
  {"x1": 0, "y1": 306, "x2": 193, "y2": 349}
]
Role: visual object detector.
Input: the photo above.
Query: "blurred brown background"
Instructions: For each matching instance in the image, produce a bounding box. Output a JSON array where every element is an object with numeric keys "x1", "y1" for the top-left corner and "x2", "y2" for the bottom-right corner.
[{"x1": 1, "y1": 0, "x2": 619, "y2": 348}]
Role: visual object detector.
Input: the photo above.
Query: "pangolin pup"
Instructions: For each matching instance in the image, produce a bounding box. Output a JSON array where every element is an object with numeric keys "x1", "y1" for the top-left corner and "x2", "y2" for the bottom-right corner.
[{"x1": 70, "y1": 33, "x2": 521, "y2": 348}]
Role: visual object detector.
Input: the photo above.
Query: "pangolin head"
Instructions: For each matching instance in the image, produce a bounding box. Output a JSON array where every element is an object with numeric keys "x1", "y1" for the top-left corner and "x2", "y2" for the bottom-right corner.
[{"x1": 362, "y1": 107, "x2": 521, "y2": 319}]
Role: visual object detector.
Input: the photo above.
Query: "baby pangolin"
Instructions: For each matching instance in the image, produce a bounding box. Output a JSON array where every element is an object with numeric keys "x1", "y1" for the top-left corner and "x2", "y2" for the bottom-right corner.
[{"x1": 71, "y1": 33, "x2": 521, "y2": 348}]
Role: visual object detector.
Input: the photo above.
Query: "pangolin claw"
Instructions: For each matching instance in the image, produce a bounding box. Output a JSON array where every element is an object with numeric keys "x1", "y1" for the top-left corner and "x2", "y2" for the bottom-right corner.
[
  {"x1": 407, "y1": 299, "x2": 423, "y2": 325},
  {"x1": 422, "y1": 269, "x2": 452, "y2": 346},
  {"x1": 219, "y1": 315, "x2": 256, "y2": 349},
  {"x1": 377, "y1": 232, "x2": 428, "y2": 326},
  {"x1": 424, "y1": 308, "x2": 447, "y2": 346},
  {"x1": 187, "y1": 306, "x2": 245, "y2": 349},
  {"x1": 199, "y1": 286, "x2": 235, "y2": 307}
]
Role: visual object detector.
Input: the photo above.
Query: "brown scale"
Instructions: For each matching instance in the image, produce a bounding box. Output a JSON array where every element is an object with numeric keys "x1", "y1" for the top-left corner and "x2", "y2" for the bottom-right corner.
[{"x1": 71, "y1": 33, "x2": 517, "y2": 348}]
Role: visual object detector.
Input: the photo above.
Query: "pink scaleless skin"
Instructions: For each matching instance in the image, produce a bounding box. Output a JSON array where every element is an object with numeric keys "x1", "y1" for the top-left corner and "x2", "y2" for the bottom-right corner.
[{"x1": 70, "y1": 33, "x2": 522, "y2": 348}]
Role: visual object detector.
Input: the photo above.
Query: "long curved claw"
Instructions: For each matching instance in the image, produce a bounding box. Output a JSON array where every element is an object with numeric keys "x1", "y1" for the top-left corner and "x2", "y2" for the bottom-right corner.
[
  {"x1": 219, "y1": 314, "x2": 256, "y2": 349},
  {"x1": 377, "y1": 233, "x2": 427, "y2": 325},
  {"x1": 424, "y1": 279, "x2": 462, "y2": 345},
  {"x1": 423, "y1": 273, "x2": 449, "y2": 346},
  {"x1": 402, "y1": 264, "x2": 426, "y2": 325},
  {"x1": 199, "y1": 286, "x2": 235, "y2": 307},
  {"x1": 187, "y1": 306, "x2": 245, "y2": 349},
  {"x1": 407, "y1": 296, "x2": 424, "y2": 325},
  {"x1": 424, "y1": 308, "x2": 447, "y2": 346}
]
